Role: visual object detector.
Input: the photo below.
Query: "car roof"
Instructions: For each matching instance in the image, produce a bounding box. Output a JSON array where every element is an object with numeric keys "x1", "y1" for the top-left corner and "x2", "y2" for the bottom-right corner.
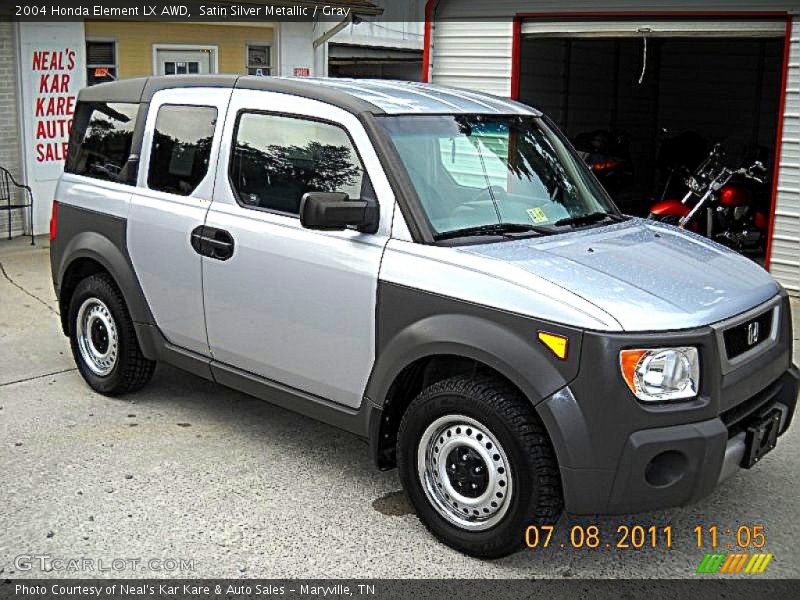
[{"x1": 76, "y1": 74, "x2": 541, "y2": 117}]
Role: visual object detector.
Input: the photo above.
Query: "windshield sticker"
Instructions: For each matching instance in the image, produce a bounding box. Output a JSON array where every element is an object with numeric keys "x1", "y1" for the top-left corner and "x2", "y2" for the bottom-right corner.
[{"x1": 527, "y1": 207, "x2": 548, "y2": 224}]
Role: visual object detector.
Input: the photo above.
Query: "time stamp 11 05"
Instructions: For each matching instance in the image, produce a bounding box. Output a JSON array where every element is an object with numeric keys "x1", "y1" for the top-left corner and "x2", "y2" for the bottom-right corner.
[{"x1": 525, "y1": 524, "x2": 768, "y2": 550}]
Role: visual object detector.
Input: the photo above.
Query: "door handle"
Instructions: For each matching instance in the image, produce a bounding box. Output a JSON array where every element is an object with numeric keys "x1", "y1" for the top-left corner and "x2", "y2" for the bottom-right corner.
[{"x1": 191, "y1": 226, "x2": 235, "y2": 261}]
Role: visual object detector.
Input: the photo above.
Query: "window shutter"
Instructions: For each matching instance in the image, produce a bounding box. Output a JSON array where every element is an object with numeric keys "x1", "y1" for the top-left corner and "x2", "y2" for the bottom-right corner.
[{"x1": 87, "y1": 41, "x2": 115, "y2": 65}]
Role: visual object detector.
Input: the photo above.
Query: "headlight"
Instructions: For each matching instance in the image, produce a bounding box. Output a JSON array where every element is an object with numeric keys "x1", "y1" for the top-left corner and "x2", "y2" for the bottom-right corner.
[{"x1": 619, "y1": 347, "x2": 699, "y2": 402}]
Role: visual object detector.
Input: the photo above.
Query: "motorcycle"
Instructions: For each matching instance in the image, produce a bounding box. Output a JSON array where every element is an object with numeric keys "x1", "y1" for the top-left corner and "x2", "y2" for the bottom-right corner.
[
  {"x1": 572, "y1": 129, "x2": 635, "y2": 210},
  {"x1": 648, "y1": 143, "x2": 769, "y2": 255},
  {"x1": 652, "y1": 129, "x2": 708, "y2": 203}
]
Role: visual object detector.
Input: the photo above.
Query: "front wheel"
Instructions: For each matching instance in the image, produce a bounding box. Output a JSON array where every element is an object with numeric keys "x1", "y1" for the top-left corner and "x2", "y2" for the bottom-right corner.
[
  {"x1": 397, "y1": 375, "x2": 563, "y2": 558},
  {"x1": 68, "y1": 274, "x2": 156, "y2": 395}
]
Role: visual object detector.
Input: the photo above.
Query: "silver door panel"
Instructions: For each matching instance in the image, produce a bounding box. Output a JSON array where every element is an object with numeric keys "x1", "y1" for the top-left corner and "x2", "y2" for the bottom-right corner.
[
  {"x1": 127, "y1": 87, "x2": 232, "y2": 356},
  {"x1": 203, "y1": 204, "x2": 384, "y2": 406},
  {"x1": 56, "y1": 174, "x2": 133, "y2": 219}
]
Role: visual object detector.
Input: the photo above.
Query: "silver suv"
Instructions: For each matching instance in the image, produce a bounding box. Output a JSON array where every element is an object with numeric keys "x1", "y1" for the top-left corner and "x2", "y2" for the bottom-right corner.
[{"x1": 51, "y1": 75, "x2": 798, "y2": 558}]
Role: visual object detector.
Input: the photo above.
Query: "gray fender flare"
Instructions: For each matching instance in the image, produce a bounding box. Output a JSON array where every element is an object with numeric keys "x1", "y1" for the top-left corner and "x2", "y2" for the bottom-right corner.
[
  {"x1": 55, "y1": 230, "x2": 155, "y2": 338},
  {"x1": 365, "y1": 312, "x2": 581, "y2": 410}
]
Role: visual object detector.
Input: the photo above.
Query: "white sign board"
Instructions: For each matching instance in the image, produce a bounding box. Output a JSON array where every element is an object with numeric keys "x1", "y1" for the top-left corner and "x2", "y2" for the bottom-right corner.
[{"x1": 17, "y1": 22, "x2": 86, "y2": 234}]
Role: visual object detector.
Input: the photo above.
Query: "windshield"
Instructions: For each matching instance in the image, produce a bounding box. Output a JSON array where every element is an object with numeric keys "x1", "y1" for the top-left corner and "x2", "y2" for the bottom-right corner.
[{"x1": 377, "y1": 115, "x2": 619, "y2": 238}]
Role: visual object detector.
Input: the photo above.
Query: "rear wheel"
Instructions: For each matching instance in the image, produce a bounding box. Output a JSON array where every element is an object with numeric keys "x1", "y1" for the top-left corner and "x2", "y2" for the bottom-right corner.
[
  {"x1": 68, "y1": 274, "x2": 155, "y2": 395},
  {"x1": 397, "y1": 374, "x2": 563, "y2": 558}
]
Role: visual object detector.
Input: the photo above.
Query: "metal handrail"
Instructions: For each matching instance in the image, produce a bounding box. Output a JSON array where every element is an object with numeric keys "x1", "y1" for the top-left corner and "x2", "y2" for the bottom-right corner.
[{"x1": 0, "y1": 166, "x2": 34, "y2": 245}]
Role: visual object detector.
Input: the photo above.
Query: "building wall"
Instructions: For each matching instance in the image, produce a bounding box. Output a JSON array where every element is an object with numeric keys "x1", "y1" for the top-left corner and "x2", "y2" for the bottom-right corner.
[
  {"x1": 0, "y1": 22, "x2": 23, "y2": 238},
  {"x1": 330, "y1": 0, "x2": 425, "y2": 51},
  {"x1": 84, "y1": 21, "x2": 275, "y2": 77},
  {"x1": 428, "y1": 0, "x2": 800, "y2": 294}
]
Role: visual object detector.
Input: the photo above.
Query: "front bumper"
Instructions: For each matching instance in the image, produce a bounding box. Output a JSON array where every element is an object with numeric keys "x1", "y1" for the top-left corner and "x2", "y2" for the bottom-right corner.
[{"x1": 536, "y1": 293, "x2": 798, "y2": 515}]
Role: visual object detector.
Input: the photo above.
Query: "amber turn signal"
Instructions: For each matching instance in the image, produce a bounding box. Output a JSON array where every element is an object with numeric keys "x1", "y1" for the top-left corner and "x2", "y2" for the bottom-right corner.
[
  {"x1": 538, "y1": 331, "x2": 568, "y2": 360},
  {"x1": 619, "y1": 349, "x2": 648, "y2": 395}
]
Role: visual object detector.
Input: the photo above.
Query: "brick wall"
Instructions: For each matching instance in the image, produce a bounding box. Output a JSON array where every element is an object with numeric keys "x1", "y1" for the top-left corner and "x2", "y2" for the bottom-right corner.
[{"x1": 0, "y1": 21, "x2": 24, "y2": 239}]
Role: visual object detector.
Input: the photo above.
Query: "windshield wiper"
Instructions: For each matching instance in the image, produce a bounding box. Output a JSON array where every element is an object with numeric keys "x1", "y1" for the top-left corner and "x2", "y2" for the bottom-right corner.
[
  {"x1": 434, "y1": 222, "x2": 556, "y2": 242},
  {"x1": 553, "y1": 212, "x2": 626, "y2": 228}
]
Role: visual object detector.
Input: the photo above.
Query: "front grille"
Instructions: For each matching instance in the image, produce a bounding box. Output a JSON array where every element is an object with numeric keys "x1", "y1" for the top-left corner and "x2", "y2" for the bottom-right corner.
[{"x1": 722, "y1": 308, "x2": 773, "y2": 360}]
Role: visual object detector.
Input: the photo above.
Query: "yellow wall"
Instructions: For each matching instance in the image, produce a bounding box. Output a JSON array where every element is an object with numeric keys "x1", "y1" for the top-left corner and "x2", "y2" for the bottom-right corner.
[{"x1": 84, "y1": 21, "x2": 275, "y2": 78}]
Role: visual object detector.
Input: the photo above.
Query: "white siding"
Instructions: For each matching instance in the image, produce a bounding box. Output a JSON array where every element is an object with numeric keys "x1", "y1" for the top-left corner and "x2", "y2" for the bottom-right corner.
[
  {"x1": 429, "y1": 1, "x2": 800, "y2": 293},
  {"x1": 435, "y1": 0, "x2": 800, "y2": 18},
  {"x1": 430, "y1": 19, "x2": 513, "y2": 96},
  {"x1": 773, "y1": 26, "x2": 800, "y2": 293}
]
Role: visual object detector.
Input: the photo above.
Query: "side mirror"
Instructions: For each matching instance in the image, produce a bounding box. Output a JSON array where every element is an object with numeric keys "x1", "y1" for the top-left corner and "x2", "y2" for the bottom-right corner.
[{"x1": 299, "y1": 192, "x2": 378, "y2": 234}]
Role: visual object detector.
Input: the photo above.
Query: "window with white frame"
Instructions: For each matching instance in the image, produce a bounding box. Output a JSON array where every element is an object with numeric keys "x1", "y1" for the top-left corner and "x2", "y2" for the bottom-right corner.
[
  {"x1": 86, "y1": 40, "x2": 117, "y2": 86},
  {"x1": 246, "y1": 44, "x2": 272, "y2": 76}
]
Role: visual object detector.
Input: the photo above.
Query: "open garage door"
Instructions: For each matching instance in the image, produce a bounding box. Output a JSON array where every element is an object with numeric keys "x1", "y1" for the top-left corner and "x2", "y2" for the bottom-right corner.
[{"x1": 518, "y1": 18, "x2": 787, "y2": 265}]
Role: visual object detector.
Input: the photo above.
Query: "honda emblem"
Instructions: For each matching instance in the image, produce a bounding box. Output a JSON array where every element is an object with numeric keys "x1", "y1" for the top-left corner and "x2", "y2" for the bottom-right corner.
[{"x1": 747, "y1": 321, "x2": 760, "y2": 346}]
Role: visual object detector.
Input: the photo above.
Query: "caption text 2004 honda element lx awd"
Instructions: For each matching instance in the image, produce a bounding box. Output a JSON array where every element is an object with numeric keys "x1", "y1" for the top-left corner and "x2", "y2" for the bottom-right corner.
[{"x1": 51, "y1": 76, "x2": 798, "y2": 557}]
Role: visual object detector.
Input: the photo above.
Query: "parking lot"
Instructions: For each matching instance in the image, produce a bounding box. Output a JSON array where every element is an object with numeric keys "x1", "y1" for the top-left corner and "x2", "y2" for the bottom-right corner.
[{"x1": 1, "y1": 236, "x2": 798, "y2": 579}]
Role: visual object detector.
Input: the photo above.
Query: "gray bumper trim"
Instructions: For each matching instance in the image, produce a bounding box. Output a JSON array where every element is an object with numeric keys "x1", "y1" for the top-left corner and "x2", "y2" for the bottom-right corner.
[{"x1": 717, "y1": 402, "x2": 789, "y2": 484}]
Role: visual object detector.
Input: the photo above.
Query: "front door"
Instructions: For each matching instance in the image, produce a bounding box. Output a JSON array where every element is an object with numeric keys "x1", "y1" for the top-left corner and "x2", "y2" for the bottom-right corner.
[
  {"x1": 202, "y1": 89, "x2": 393, "y2": 408},
  {"x1": 156, "y1": 48, "x2": 214, "y2": 76}
]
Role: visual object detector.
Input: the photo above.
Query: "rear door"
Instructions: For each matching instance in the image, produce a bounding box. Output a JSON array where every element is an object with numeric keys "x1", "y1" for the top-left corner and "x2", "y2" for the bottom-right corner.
[
  {"x1": 127, "y1": 87, "x2": 230, "y2": 355},
  {"x1": 202, "y1": 89, "x2": 396, "y2": 408}
]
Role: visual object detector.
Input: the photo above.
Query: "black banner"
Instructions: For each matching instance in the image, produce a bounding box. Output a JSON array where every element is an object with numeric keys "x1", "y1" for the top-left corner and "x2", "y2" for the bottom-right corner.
[
  {"x1": 3, "y1": 579, "x2": 799, "y2": 600},
  {"x1": 2, "y1": 1, "x2": 405, "y2": 23}
]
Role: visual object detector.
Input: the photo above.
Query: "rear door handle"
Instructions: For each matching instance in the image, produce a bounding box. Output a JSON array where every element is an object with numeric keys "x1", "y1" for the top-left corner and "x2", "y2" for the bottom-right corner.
[{"x1": 191, "y1": 226, "x2": 235, "y2": 261}]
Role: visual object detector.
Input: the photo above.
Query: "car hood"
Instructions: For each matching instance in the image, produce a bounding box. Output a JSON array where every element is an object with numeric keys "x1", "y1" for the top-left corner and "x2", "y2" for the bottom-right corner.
[{"x1": 458, "y1": 218, "x2": 779, "y2": 331}]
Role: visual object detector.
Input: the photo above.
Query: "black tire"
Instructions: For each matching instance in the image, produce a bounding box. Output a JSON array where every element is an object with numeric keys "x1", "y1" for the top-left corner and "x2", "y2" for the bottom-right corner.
[
  {"x1": 68, "y1": 273, "x2": 156, "y2": 395},
  {"x1": 397, "y1": 374, "x2": 563, "y2": 558}
]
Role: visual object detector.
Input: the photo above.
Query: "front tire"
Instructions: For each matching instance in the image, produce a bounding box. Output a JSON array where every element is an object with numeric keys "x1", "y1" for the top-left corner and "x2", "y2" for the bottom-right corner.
[
  {"x1": 68, "y1": 274, "x2": 155, "y2": 395},
  {"x1": 397, "y1": 374, "x2": 563, "y2": 558}
]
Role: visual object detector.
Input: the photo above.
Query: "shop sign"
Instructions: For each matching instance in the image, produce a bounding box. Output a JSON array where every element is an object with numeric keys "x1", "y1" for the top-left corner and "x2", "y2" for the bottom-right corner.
[{"x1": 30, "y1": 47, "x2": 79, "y2": 170}]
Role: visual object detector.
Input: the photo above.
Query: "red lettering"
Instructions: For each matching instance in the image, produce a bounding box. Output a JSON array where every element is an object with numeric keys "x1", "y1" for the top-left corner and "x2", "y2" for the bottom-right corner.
[
  {"x1": 49, "y1": 51, "x2": 63, "y2": 70},
  {"x1": 35, "y1": 118, "x2": 72, "y2": 139},
  {"x1": 32, "y1": 51, "x2": 46, "y2": 70},
  {"x1": 38, "y1": 74, "x2": 71, "y2": 93},
  {"x1": 34, "y1": 97, "x2": 76, "y2": 118},
  {"x1": 36, "y1": 141, "x2": 68, "y2": 162},
  {"x1": 67, "y1": 50, "x2": 75, "y2": 70}
]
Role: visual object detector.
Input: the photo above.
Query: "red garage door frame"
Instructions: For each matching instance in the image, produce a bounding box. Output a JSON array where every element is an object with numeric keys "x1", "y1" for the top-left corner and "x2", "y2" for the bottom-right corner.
[{"x1": 422, "y1": 4, "x2": 792, "y2": 272}]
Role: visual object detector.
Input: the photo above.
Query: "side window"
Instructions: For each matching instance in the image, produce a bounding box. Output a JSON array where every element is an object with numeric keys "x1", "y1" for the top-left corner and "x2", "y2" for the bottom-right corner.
[
  {"x1": 65, "y1": 101, "x2": 138, "y2": 183},
  {"x1": 230, "y1": 112, "x2": 365, "y2": 215},
  {"x1": 147, "y1": 104, "x2": 217, "y2": 196}
]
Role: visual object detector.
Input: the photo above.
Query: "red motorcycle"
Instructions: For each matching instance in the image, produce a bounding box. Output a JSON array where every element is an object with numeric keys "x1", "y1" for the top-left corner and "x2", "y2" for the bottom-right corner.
[{"x1": 648, "y1": 144, "x2": 769, "y2": 255}]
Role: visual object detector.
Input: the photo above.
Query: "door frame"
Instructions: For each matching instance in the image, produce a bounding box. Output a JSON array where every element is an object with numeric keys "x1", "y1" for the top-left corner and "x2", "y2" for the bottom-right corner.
[
  {"x1": 506, "y1": 10, "x2": 792, "y2": 273},
  {"x1": 151, "y1": 43, "x2": 219, "y2": 75}
]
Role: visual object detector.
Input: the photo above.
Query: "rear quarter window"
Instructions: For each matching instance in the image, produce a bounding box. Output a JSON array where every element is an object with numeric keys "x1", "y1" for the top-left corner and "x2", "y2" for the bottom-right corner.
[
  {"x1": 147, "y1": 104, "x2": 217, "y2": 196},
  {"x1": 65, "y1": 101, "x2": 139, "y2": 184}
]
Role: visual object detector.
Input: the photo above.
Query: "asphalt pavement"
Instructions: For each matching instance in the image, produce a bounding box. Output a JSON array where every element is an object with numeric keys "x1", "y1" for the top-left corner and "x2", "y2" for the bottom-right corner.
[{"x1": 1, "y1": 236, "x2": 798, "y2": 579}]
